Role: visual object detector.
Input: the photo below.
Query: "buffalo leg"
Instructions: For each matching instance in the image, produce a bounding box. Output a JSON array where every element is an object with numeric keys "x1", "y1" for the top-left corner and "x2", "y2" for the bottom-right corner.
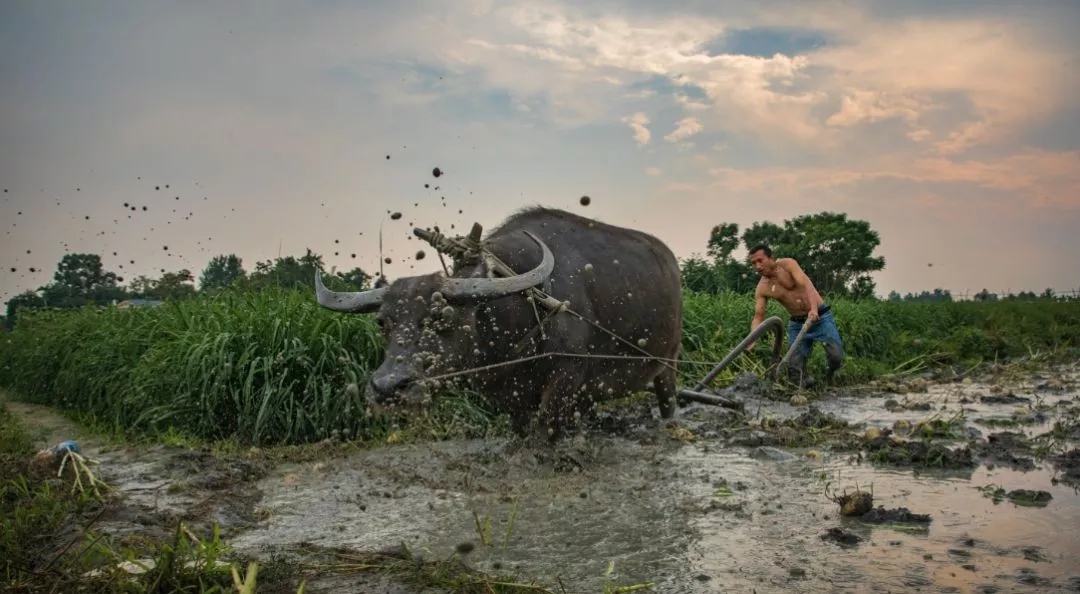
[
  {"x1": 654, "y1": 367, "x2": 677, "y2": 419},
  {"x1": 535, "y1": 362, "x2": 586, "y2": 442}
]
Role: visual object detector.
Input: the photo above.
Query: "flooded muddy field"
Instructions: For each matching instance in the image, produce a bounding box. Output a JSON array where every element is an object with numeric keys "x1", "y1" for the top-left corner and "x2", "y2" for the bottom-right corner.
[{"x1": 6, "y1": 362, "x2": 1080, "y2": 593}]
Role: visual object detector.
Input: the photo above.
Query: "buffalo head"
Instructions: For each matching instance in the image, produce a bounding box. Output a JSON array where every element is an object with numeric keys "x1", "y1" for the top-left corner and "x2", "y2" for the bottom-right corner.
[{"x1": 314, "y1": 230, "x2": 554, "y2": 410}]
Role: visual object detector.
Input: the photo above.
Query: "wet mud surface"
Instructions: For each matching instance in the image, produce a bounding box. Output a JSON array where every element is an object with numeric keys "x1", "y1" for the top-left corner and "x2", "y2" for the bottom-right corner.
[
  {"x1": 6, "y1": 362, "x2": 1080, "y2": 593},
  {"x1": 2, "y1": 399, "x2": 273, "y2": 550}
]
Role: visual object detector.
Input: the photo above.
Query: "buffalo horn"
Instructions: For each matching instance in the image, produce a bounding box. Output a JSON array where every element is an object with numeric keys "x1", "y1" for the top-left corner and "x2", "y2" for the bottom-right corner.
[
  {"x1": 441, "y1": 231, "x2": 554, "y2": 300},
  {"x1": 314, "y1": 270, "x2": 387, "y2": 313}
]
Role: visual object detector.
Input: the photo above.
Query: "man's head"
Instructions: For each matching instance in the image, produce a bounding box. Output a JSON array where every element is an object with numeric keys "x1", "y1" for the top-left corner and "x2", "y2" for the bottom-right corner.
[{"x1": 747, "y1": 244, "x2": 777, "y2": 276}]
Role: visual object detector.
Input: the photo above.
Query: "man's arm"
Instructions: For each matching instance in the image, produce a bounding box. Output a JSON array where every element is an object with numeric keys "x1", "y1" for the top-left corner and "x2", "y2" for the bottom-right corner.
[{"x1": 779, "y1": 258, "x2": 824, "y2": 316}]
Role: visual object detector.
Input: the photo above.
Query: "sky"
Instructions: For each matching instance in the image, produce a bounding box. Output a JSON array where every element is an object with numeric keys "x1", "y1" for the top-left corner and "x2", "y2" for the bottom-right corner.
[{"x1": 2, "y1": 0, "x2": 1079, "y2": 304}]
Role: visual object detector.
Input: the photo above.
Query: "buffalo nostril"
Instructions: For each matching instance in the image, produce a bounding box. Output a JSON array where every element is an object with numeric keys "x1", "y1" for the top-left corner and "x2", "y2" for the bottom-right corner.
[{"x1": 371, "y1": 372, "x2": 413, "y2": 398}]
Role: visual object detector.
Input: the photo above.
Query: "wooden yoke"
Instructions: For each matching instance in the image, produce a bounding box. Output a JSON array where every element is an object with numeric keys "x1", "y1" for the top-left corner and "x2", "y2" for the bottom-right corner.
[{"x1": 413, "y1": 223, "x2": 568, "y2": 313}]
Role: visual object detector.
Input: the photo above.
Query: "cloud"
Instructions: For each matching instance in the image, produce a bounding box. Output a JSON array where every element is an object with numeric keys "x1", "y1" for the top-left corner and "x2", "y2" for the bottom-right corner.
[
  {"x1": 825, "y1": 89, "x2": 927, "y2": 128},
  {"x1": 1, "y1": 0, "x2": 1078, "y2": 303},
  {"x1": 664, "y1": 117, "x2": 703, "y2": 143},
  {"x1": 622, "y1": 112, "x2": 651, "y2": 145},
  {"x1": 421, "y1": 0, "x2": 1075, "y2": 156},
  {"x1": 707, "y1": 149, "x2": 1080, "y2": 209},
  {"x1": 809, "y1": 16, "x2": 1075, "y2": 153}
]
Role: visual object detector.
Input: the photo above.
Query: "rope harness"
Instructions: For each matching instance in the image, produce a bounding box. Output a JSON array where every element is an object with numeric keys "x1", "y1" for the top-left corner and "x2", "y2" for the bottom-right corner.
[
  {"x1": 407, "y1": 224, "x2": 792, "y2": 406},
  {"x1": 413, "y1": 225, "x2": 683, "y2": 375}
]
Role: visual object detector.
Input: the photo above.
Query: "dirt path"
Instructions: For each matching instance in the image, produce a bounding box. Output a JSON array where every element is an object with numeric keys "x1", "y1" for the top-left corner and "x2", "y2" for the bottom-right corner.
[{"x1": 5, "y1": 363, "x2": 1080, "y2": 593}]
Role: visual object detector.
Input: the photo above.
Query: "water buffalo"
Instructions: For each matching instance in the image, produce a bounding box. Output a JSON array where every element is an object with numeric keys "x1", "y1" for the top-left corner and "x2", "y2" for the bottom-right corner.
[{"x1": 314, "y1": 206, "x2": 683, "y2": 439}]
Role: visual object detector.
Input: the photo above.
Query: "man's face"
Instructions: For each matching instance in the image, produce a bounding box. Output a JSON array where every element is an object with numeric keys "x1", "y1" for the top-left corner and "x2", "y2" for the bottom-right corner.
[{"x1": 748, "y1": 250, "x2": 775, "y2": 276}]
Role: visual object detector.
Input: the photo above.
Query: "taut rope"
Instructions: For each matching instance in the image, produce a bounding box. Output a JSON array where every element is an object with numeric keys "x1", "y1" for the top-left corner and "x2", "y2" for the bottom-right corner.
[{"x1": 417, "y1": 351, "x2": 733, "y2": 385}]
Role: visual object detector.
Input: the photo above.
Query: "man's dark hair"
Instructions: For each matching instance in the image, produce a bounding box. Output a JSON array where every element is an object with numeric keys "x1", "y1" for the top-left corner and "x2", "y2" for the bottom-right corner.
[{"x1": 748, "y1": 244, "x2": 773, "y2": 258}]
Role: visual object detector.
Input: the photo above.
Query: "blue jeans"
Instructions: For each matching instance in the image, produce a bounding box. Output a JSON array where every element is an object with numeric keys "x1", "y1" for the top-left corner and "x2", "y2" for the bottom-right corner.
[{"x1": 787, "y1": 308, "x2": 845, "y2": 374}]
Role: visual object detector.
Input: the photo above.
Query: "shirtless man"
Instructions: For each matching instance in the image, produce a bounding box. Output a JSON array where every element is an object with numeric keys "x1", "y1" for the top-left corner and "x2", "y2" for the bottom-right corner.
[{"x1": 745, "y1": 244, "x2": 844, "y2": 387}]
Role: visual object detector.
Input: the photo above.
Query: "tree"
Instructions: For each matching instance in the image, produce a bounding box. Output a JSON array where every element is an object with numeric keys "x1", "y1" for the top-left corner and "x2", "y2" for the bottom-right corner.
[
  {"x1": 706, "y1": 223, "x2": 740, "y2": 263},
  {"x1": 199, "y1": 254, "x2": 246, "y2": 292},
  {"x1": 150, "y1": 269, "x2": 197, "y2": 301},
  {"x1": 681, "y1": 222, "x2": 757, "y2": 294},
  {"x1": 900, "y1": 288, "x2": 953, "y2": 302},
  {"x1": 43, "y1": 253, "x2": 126, "y2": 308},
  {"x1": 740, "y1": 221, "x2": 786, "y2": 253},
  {"x1": 337, "y1": 267, "x2": 372, "y2": 291},
  {"x1": 245, "y1": 248, "x2": 325, "y2": 291},
  {"x1": 127, "y1": 275, "x2": 157, "y2": 299},
  {"x1": 740, "y1": 212, "x2": 885, "y2": 298},
  {"x1": 4, "y1": 290, "x2": 46, "y2": 329},
  {"x1": 682, "y1": 256, "x2": 729, "y2": 293},
  {"x1": 850, "y1": 275, "x2": 877, "y2": 300}
]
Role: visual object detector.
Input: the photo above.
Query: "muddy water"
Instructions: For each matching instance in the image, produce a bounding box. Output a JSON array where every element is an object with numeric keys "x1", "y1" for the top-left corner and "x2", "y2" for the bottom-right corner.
[
  {"x1": 229, "y1": 436, "x2": 698, "y2": 587},
  {"x1": 228, "y1": 366, "x2": 1080, "y2": 593},
  {"x1": 6, "y1": 366, "x2": 1080, "y2": 593}
]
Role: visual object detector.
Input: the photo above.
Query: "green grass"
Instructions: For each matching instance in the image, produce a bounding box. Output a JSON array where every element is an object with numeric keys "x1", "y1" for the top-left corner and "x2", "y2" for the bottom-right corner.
[
  {"x1": 1, "y1": 287, "x2": 1078, "y2": 447},
  {"x1": 0, "y1": 402, "x2": 251, "y2": 593}
]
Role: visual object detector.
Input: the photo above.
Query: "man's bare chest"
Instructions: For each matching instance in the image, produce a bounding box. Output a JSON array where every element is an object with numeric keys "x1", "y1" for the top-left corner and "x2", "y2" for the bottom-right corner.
[{"x1": 767, "y1": 270, "x2": 796, "y2": 294}]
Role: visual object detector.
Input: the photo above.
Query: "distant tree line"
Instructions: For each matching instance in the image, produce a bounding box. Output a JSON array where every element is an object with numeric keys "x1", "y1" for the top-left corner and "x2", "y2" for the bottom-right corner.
[
  {"x1": 4, "y1": 210, "x2": 1073, "y2": 330},
  {"x1": 4, "y1": 249, "x2": 376, "y2": 329},
  {"x1": 887, "y1": 287, "x2": 1066, "y2": 302}
]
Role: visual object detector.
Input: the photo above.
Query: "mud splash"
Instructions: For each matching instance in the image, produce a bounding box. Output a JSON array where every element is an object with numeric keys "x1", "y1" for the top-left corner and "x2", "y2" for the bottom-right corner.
[{"x1": 5, "y1": 364, "x2": 1080, "y2": 593}]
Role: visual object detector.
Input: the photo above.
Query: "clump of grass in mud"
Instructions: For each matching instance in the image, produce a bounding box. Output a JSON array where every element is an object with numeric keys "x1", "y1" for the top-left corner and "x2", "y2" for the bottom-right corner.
[
  {"x1": 1, "y1": 403, "x2": 103, "y2": 592},
  {"x1": 862, "y1": 426, "x2": 975, "y2": 469},
  {"x1": 823, "y1": 477, "x2": 933, "y2": 532},
  {"x1": 0, "y1": 406, "x2": 232, "y2": 594},
  {"x1": 470, "y1": 495, "x2": 522, "y2": 554},
  {"x1": 302, "y1": 543, "x2": 552, "y2": 593},
  {"x1": 853, "y1": 409, "x2": 979, "y2": 470},
  {"x1": 909, "y1": 410, "x2": 968, "y2": 440},
  {"x1": 0, "y1": 403, "x2": 292, "y2": 594},
  {"x1": 752, "y1": 407, "x2": 859, "y2": 449},
  {"x1": 825, "y1": 481, "x2": 874, "y2": 516},
  {"x1": 976, "y1": 484, "x2": 1054, "y2": 508},
  {"x1": 298, "y1": 542, "x2": 655, "y2": 594}
]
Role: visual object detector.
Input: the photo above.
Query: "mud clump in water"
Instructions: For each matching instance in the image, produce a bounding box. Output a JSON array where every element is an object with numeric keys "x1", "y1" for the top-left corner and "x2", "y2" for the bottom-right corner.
[
  {"x1": 863, "y1": 428, "x2": 975, "y2": 468},
  {"x1": 971, "y1": 431, "x2": 1037, "y2": 471},
  {"x1": 825, "y1": 482, "x2": 933, "y2": 527},
  {"x1": 884, "y1": 398, "x2": 932, "y2": 412},
  {"x1": 858, "y1": 506, "x2": 933, "y2": 525},
  {"x1": 980, "y1": 392, "x2": 1031, "y2": 405},
  {"x1": 1004, "y1": 489, "x2": 1053, "y2": 507},
  {"x1": 875, "y1": 376, "x2": 932, "y2": 395},
  {"x1": 744, "y1": 406, "x2": 856, "y2": 449},
  {"x1": 1048, "y1": 448, "x2": 1080, "y2": 486},
  {"x1": 820, "y1": 527, "x2": 862, "y2": 548}
]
